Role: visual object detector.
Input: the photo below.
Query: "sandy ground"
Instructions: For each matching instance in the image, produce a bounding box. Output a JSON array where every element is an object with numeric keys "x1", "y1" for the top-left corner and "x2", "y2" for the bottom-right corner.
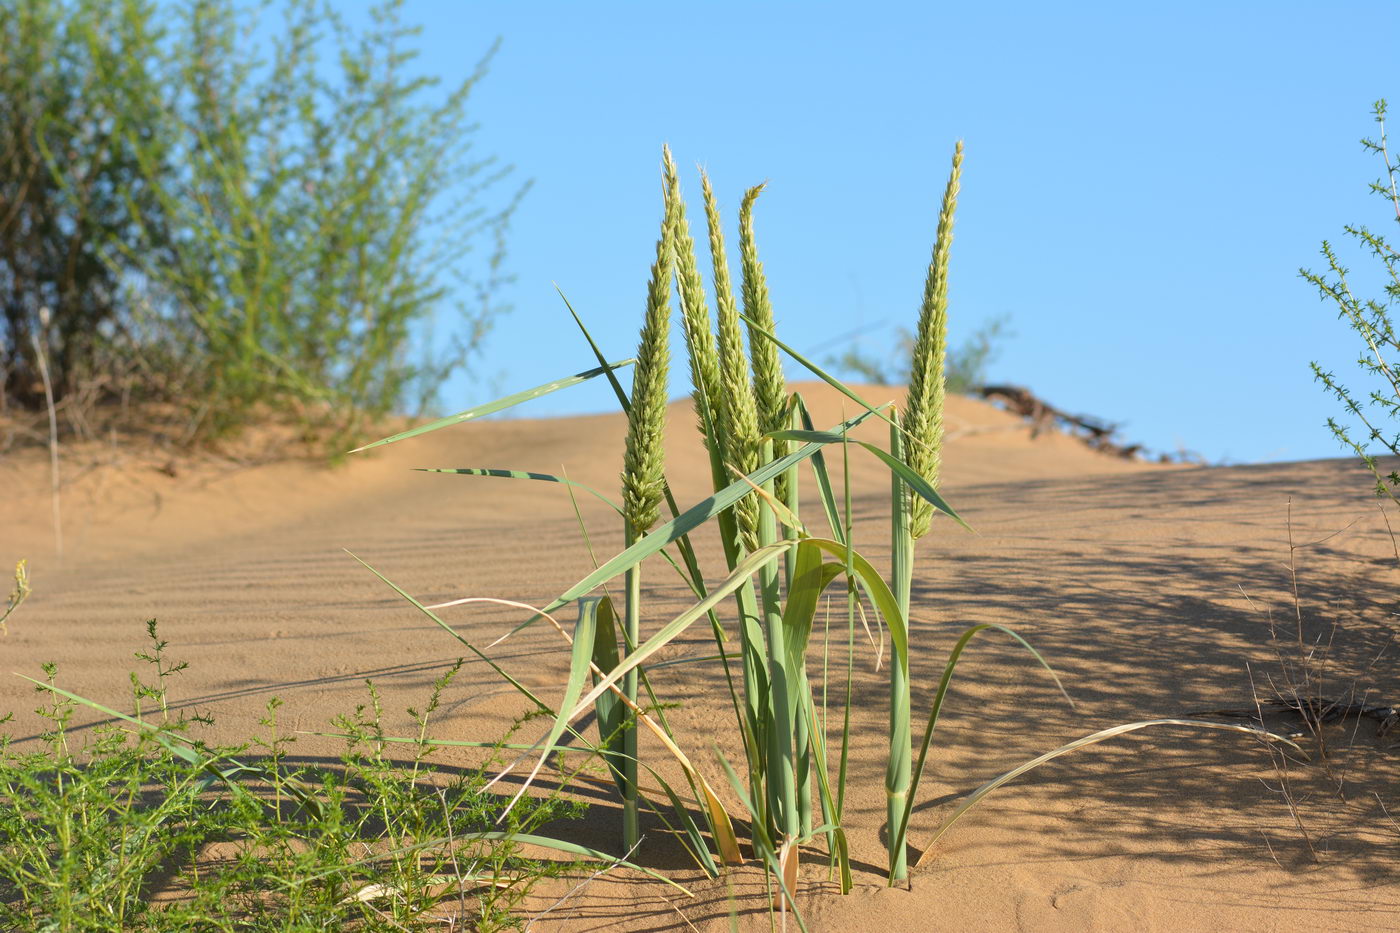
[{"x1": 3, "y1": 382, "x2": 1399, "y2": 932}]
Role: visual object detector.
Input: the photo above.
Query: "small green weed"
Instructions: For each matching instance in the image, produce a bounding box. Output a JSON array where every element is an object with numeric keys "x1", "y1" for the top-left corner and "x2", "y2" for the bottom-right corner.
[{"x1": 0, "y1": 622, "x2": 581, "y2": 931}]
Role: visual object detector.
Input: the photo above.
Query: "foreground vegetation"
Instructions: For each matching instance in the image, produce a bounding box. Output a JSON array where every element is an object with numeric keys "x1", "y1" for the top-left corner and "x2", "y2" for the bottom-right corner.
[
  {"x1": 0, "y1": 622, "x2": 589, "y2": 931},
  {"x1": 352, "y1": 146, "x2": 1293, "y2": 927}
]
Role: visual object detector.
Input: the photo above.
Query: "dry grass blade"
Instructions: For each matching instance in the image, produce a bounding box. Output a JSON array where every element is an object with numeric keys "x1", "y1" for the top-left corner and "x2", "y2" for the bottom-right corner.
[
  {"x1": 912, "y1": 718, "x2": 1302, "y2": 869},
  {"x1": 427, "y1": 594, "x2": 744, "y2": 865}
]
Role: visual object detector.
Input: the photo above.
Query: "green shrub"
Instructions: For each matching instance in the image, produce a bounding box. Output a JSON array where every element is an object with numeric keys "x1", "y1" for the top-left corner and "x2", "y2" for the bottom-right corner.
[
  {"x1": 1306, "y1": 100, "x2": 1400, "y2": 498},
  {"x1": 0, "y1": 0, "x2": 170, "y2": 408},
  {"x1": 0, "y1": 0, "x2": 522, "y2": 449}
]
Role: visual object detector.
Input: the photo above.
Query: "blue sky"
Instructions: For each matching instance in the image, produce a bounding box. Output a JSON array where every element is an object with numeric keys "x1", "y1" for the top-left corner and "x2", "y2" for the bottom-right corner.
[{"x1": 350, "y1": 2, "x2": 1396, "y2": 464}]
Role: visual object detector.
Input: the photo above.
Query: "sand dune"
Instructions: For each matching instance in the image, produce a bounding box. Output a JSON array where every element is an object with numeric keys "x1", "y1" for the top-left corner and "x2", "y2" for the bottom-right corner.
[{"x1": 3, "y1": 382, "x2": 1398, "y2": 931}]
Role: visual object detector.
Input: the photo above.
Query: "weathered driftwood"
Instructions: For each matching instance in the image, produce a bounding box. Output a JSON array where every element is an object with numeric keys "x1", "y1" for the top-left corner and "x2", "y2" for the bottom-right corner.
[
  {"x1": 978, "y1": 384, "x2": 1145, "y2": 460},
  {"x1": 1191, "y1": 697, "x2": 1400, "y2": 740}
]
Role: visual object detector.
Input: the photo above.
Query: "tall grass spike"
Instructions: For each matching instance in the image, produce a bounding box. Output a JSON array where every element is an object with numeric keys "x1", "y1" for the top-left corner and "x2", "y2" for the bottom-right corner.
[
  {"x1": 664, "y1": 151, "x2": 727, "y2": 455},
  {"x1": 622, "y1": 163, "x2": 675, "y2": 534},
  {"x1": 905, "y1": 142, "x2": 963, "y2": 540},
  {"x1": 703, "y1": 171, "x2": 762, "y2": 546}
]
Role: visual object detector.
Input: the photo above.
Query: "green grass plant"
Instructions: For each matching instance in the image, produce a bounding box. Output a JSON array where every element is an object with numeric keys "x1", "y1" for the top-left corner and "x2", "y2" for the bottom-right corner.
[
  {"x1": 0, "y1": 621, "x2": 598, "y2": 931},
  {"x1": 352, "y1": 145, "x2": 1300, "y2": 927}
]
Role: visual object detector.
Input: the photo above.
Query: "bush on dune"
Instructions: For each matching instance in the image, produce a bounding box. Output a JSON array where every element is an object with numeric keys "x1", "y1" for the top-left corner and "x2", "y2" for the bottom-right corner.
[{"x1": 0, "y1": 0, "x2": 521, "y2": 451}]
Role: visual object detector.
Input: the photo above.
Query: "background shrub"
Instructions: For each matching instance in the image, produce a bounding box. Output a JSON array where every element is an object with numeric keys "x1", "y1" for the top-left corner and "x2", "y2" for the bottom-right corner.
[{"x1": 0, "y1": 0, "x2": 522, "y2": 449}]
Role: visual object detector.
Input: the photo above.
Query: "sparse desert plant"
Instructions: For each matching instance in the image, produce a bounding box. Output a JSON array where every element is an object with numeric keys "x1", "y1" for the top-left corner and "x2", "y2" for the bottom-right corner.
[
  {"x1": 1306, "y1": 100, "x2": 1400, "y2": 500},
  {"x1": 352, "y1": 146, "x2": 1298, "y2": 926},
  {"x1": 0, "y1": 621, "x2": 604, "y2": 931},
  {"x1": 827, "y1": 315, "x2": 1012, "y2": 393}
]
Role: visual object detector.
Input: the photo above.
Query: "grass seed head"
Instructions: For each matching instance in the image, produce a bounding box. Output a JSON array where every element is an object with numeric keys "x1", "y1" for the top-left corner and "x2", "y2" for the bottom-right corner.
[
  {"x1": 622, "y1": 153, "x2": 676, "y2": 534},
  {"x1": 740, "y1": 183, "x2": 789, "y2": 498},
  {"x1": 703, "y1": 171, "x2": 762, "y2": 547},
  {"x1": 665, "y1": 152, "x2": 729, "y2": 463},
  {"x1": 906, "y1": 141, "x2": 963, "y2": 540}
]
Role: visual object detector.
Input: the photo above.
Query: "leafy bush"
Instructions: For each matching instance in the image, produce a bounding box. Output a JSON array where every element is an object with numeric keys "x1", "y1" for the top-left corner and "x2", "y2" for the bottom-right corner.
[
  {"x1": 0, "y1": 0, "x2": 169, "y2": 407},
  {"x1": 1306, "y1": 100, "x2": 1400, "y2": 499},
  {"x1": 826, "y1": 313, "x2": 1012, "y2": 394},
  {"x1": 0, "y1": 0, "x2": 522, "y2": 448}
]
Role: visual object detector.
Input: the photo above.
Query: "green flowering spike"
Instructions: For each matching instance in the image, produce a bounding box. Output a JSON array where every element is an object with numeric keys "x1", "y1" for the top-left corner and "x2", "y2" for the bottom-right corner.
[
  {"x1": 739, "y1": 184, "x2": 788, "y2": 496},
  {"x1": 664, "y1": 151, "x2": 727, "y2": 456},
  {"x1": 906, "y1": 142, "x2": 963, "y2": 540},
  {"x1": 702, "y1": 171, "x2": 762, "y2": 547},
  {"x1": 621, "y1": 156, "x2": 675, "y2": 534}
]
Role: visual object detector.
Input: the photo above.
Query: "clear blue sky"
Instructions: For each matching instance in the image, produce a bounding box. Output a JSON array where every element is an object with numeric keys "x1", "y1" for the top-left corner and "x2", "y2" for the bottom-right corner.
[{"x1": 351, "y1": 1, "x2": 1396, "y2": 464}]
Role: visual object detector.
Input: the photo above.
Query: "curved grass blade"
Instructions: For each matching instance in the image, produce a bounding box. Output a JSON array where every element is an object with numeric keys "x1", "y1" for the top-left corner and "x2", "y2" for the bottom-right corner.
[
  {"x1": 912, "y1": 719, "x2": 1303, "y2": 869},
  {"x1": 349, "y1": 359, "x2": 636, "y2": 453},
  {"x1": 418, "y1": 467, "x2": 623, "y2": 515},
  {"x1": 771, "y1": 430, "x2": 970, "y2": 533},
  {"x1": 740, "y1": 313, "x2": 899, "y2": 437},
  {"x1": 895, "y1": 622, "x2": 1071, "y2": 861}
]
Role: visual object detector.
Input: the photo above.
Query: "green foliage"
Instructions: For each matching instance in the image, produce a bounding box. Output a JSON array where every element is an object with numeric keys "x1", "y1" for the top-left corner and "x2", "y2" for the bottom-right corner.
[
  {"x1": 351, "y1": 149, "x2": 1294, "y2": 926},
  {"x1": 0, "y1": 0, "x2": 170, "y2": 406},
  {"x1": 0, "y1": 624, "x2": 580, "y2": 931},
  {"x1": 1306, "y1": 100, "x2": 1400, "y2": 498},
  {"x1": 827, "y1": 313, "x2": 1012, "y2": 395},
  {"x1": 1, "y1": 0, "x2": 521, "y2": 449}
]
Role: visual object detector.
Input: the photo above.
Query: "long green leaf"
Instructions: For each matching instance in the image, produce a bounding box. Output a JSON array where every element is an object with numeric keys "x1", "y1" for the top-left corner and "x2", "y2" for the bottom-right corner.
[
  {"x1": 349, "y1": 359, "x2": 636, "y2": 453},
  {"x1": 770, "y1": 430, "x2": 971, "y2": 532},
  {"x1": 505, "y1": 408, "x2": 880, "y2": 634},
  {"x1": 792, "y1": 393, "x2": 846, "y2": 547},
  {"x1": 557, "y1": 286, "x2": 634, "y2": 414},
  {"x1": 740, "y1": 313, "x2": 900, "y2": 436},
  {"x1": 579, "y1": 596, "x2": 627, "y2": 795},
  {"x1": 503, "y1": 593, "x2": 613, "y2": 813},
  {"x1": 564, "y1": 543, "x2": 794, "y2": 732},
  {"x1": 418, "y1": 467, "x2": 623, "y2": 515},
  {"x1": 896, "y1": 621, "x2": 1069, "y2": 853},
  {"x1": 781, "y1": 546, "x2": 846, "y2": 678}
]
